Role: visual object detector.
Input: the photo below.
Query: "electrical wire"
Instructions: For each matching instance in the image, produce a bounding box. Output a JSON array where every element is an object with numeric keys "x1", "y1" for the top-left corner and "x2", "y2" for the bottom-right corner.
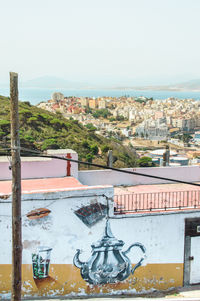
[
  {"x1": 0, "y1": 193, "x2": 108, "y2": 203},
  {"x1": 1, "y1": 145, "x2": 200, "y2": 187},
  {"x1": 0, "y1": 194, "x2": 110, "y2": 219},
  {"x1": 19, "y1": 146, "x2": 200, "y2": 188}
]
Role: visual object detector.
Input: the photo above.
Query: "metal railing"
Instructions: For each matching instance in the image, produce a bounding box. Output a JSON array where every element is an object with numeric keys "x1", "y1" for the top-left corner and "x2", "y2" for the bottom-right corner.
[{"x1": 114, "y1": 190, "x2": 200, "y2": 214}]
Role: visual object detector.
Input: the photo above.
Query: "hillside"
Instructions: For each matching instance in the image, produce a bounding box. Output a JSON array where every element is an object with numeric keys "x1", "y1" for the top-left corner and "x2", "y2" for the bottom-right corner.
[
  {"x1": 171, "y1": 79, "x2": 200, "y2": 90},
  {"x1": 0, "y1": 95, "x2": 138, "y2": 169}
]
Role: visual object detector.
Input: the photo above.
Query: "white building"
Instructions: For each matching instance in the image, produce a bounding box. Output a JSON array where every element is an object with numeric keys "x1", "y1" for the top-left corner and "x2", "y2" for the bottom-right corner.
[{"x1": 1, "y1": 149, "x2": 200, "y2": 298}]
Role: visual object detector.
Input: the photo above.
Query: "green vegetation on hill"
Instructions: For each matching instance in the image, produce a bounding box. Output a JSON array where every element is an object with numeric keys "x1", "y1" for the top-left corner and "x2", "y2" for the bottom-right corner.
[{"x1": 0, "y1": 95, "x2": 138, "y2": 169}]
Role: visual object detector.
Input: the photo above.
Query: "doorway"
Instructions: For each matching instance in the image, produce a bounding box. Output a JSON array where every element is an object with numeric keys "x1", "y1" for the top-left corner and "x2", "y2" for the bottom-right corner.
[
  {"x1": 190, "y1": 236, "x2": 200, "y2": 284},
  {"x1": 184, "y1": 218, "x2": 200, "y2": 286}
]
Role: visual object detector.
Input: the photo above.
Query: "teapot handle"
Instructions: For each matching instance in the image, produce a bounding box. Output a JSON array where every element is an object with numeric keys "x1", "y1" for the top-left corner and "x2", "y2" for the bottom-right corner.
[{"x1": 122, "y1": 242, "x2": 146, "y2": 274}]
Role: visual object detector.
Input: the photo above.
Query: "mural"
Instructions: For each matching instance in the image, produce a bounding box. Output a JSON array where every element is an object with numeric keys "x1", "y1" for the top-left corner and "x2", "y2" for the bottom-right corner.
[
  {"x1": 73, "y1": 219, "x2": 146, "y2": 285},
  {"x1": 26, "y1": 208, "x2": 51, "y2": 220},
  {"x1": 0, "y1": 190, "x2": 185, "y2": 296},
  {"x1": 74, "y1": 202, "x2": 108, "y2": 226},
  {"x1": 32, "y1": 246, "x2": 52, "y2": 279}
]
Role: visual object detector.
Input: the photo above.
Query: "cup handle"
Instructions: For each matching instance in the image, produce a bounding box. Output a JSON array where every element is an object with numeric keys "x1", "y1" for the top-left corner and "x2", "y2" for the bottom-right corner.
[{"x1": 122, "y1": 242, "x2": 146, "y2": 274}]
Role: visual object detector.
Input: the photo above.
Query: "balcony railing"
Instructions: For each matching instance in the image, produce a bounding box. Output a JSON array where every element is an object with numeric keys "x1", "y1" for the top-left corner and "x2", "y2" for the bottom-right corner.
[{"x1": 114, "y1": 190, "x2": 200, "y2": 214}]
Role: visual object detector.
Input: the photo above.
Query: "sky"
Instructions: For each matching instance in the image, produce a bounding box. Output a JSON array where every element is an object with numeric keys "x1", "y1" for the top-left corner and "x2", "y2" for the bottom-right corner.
[{"x1": 0, "y1": 0, "x2": 200, "y2": 86}]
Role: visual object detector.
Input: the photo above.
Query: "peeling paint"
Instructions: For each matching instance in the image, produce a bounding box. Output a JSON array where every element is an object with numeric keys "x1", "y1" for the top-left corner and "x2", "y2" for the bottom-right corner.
[{"x1": 23, "y1": 240, "x2": 40, "y2": 249}]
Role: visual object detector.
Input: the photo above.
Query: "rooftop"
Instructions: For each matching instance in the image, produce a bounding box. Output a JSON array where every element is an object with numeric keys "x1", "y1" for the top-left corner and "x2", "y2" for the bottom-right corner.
[
  {"x1": 150, "y1": 149, "x2": 177, "y2": 156},
  {"x1": 46, "y1": 149, "x2": 77, "y2": 154},
  {"x1": 0, "y1": 156, "x2": 51, "y2": 162},
  {"x1": 114, "y1": 182, "x2": 200, "y2": 214},
  {"x1": 0, "y1": 177, "x2": 86, "y2": 195},
  {"x1": 115, "y1": 182, "x2": 200, "y2": 194}
]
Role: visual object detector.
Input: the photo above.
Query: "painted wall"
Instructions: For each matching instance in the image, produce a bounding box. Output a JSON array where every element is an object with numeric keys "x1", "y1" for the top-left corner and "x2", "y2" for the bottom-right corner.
[
  {"x1": 78, "y1": 165, "x2": 200, "y2": 186},
  {"x1": 0, "y1": 149, "x2": 78, "y2": 180},
  {"x1": 1, "y1": 184, "x2": 200, "y2": 298}
]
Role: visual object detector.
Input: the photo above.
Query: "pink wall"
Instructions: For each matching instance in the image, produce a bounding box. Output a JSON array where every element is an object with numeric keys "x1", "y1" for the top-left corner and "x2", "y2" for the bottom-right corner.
[
  {"x1": 78, "y1": 165, "x2": 200, "y2": 186},
  {"x1": 0, "y1": 149, "x2": 78, "y2": 180}
]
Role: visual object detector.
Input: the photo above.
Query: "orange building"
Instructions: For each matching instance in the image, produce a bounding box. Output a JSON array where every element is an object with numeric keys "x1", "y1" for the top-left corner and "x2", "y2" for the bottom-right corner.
[{"x1": 89, "y1": 98, "x2": 98, "y2": 109}]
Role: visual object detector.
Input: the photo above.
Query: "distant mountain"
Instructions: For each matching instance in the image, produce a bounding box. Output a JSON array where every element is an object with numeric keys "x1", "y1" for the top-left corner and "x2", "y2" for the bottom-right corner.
[
  {"x1": 171, "y1": 79, "x2": 200, "y2": 90},
  {"x1": 4, "y1": 75, "x2": 200, "y2": 91},
  {"x1": 131, "y1": 79, "x2": 200, "y2": 92},
  {"x1": 21, "y1": 76, "x2": 88, "y2": 89}
]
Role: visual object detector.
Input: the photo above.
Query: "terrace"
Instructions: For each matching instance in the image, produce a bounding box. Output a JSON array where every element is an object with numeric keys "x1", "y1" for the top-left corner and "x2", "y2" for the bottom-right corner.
[{"x1": 114, "y1": 182, "x2": 200, "y2": 214}]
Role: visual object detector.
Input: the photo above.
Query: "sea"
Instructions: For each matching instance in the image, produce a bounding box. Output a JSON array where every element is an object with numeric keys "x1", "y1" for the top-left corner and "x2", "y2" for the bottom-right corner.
[{"x1": 1, "y1": 87, "x2": 200, "y2": 106}]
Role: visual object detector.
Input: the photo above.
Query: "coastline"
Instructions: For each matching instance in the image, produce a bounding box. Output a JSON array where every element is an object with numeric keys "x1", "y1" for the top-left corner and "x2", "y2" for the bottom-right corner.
[{"x1": 1, "y1": 87, "x2": 200, "y2": 105}]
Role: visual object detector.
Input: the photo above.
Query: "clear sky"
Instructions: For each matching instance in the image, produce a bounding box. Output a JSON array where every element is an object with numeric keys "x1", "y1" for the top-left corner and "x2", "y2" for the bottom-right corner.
[{"x1": 0, "y1": 0, "x2": 200, "y2": 86}]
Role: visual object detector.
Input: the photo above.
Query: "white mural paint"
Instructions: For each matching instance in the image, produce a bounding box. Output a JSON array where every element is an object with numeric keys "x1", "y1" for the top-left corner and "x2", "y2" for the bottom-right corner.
[
  {"x1": 1, "y1": 191, "x2": 199, "y2": 266},
  {"x1": 73, "y1": 219, "x2": 146, "y2": 284},
  {"x1": 0, "y1": 186, "x2": 114, "y2": 265}
]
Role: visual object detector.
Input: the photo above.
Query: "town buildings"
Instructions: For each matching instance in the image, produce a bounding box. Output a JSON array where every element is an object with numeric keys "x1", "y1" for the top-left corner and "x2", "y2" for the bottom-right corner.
[
  {"x1": 37, "y1": 95, "x2": 200, "y2": 143},
  {"x1": 135, "y1": 118, "x2": 169, "y2": 141}
]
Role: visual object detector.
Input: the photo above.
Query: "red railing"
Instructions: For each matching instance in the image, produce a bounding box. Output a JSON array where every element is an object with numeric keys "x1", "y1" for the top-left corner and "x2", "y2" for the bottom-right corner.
[{"x1": 114, "y1": 190, "x2": 200, "y2": 214}]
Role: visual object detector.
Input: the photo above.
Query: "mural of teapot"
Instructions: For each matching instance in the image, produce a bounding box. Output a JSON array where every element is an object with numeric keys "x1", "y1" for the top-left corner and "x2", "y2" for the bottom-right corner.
[{"x1": 73, "y1": 219, "x2": 146, "y2": 285}]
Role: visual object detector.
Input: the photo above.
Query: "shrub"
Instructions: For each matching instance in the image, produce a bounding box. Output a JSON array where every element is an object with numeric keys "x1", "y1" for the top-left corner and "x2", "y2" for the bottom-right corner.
[
  {"x1": 86, "y1": 153, "x2": 93, "y2": 163},
  {"x1": 50, "y1": 119, "x2": 65, "y2": 130},
  {"x1": 23, "y1": 101, "x2": 31, "y2": 106},
  {"x1": 23, "y1": 135, "x2": 35, "y2": 143},
  {"x1": 116, "y1": 115, "x2": 125, "y2": 121},
  {"x1": 90, "y1": 144, "x2": 98, "y2": 155},
  {"x1": 85, "y1": 123, "x2": 97, "y2": 131},
  {"x1": 27, "y1": 117, "x2": 38, "y2": 123},
  {"x1": 109, "y1": 117, "x2": 116, "y2": 122},
  {"x1": 92, "y1": 109, "x2": 111, "y2": 119},
  {"x1": 0, "y1": 120, "x2": 10, "y2": 133},
  {"x1": 41, "y1": 139, "x2": 59, "y2": 150},
  {"x1": 137, "y1": 156, "x2": 155, "y2": 167},
  {"x1": 82, "y1": 140, "x2": 90, "y2": 149},
  {"x1": 101, "y1": 145, "x2": 109, "y2": 153},
  {"x1": 0, "y1": 130, "x2": 6, "y2": 137}
]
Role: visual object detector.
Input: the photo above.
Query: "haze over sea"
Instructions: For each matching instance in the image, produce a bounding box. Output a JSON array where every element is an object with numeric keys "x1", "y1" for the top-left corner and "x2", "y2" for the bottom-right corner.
[{"x1": 1, "y1": 87, "x2": 200, "y2": 105}]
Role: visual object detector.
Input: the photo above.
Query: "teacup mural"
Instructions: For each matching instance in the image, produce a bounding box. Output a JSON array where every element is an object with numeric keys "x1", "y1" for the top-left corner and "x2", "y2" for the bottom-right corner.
[
  {"x1": 73, "y1": 219, "x2": 146, "y2": 285},
  {"x1": 32, "y1": 246, "x2": 52, "y2": 279}
]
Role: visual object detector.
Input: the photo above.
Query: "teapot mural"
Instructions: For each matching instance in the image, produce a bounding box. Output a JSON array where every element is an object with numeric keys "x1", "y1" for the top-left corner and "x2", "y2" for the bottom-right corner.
[{"x1": 73, "y1": 219, "x2": 146, "y2": 285}]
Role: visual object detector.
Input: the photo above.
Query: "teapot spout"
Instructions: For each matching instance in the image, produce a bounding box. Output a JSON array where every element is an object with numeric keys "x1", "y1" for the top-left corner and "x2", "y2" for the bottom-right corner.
[{"x1": 73, "y1": 249, "x2": 85, "y2": 269}]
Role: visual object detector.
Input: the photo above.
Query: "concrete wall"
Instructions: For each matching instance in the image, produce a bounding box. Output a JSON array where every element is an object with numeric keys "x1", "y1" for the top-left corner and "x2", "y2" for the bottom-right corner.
[
  {"x1": 1, "y1": 183, "x2": 200, "y2": 297},
  {"x1": 0, "y1": 149, "x2": 78, "y2": 180},
  {"x1": 78, "y1": 165, "x2": 200, "y2": 186}
]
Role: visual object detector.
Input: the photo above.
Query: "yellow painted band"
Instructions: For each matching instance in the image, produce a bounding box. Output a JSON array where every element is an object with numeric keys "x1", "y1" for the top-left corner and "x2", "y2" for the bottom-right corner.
[{"x1": 0, "y1": 263, "x2": 183, "y2": 296}]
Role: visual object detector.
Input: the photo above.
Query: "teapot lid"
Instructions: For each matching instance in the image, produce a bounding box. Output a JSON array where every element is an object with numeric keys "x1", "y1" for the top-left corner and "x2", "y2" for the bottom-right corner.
[{"x1": 92, "y1": 219, "x2": 124, "y2": 248}]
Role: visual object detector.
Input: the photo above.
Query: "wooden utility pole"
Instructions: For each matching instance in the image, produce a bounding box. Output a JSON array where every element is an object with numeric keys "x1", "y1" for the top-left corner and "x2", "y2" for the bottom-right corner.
[
  {"x1": 107, "y1": 150, "x2": 113, "y2": 168},
  {"x1": 163, "y1": 145, "x2": 170, "y2": 167},
  {"x1": 10, "y1": 72, "x2": 22, "y2": 301}
]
